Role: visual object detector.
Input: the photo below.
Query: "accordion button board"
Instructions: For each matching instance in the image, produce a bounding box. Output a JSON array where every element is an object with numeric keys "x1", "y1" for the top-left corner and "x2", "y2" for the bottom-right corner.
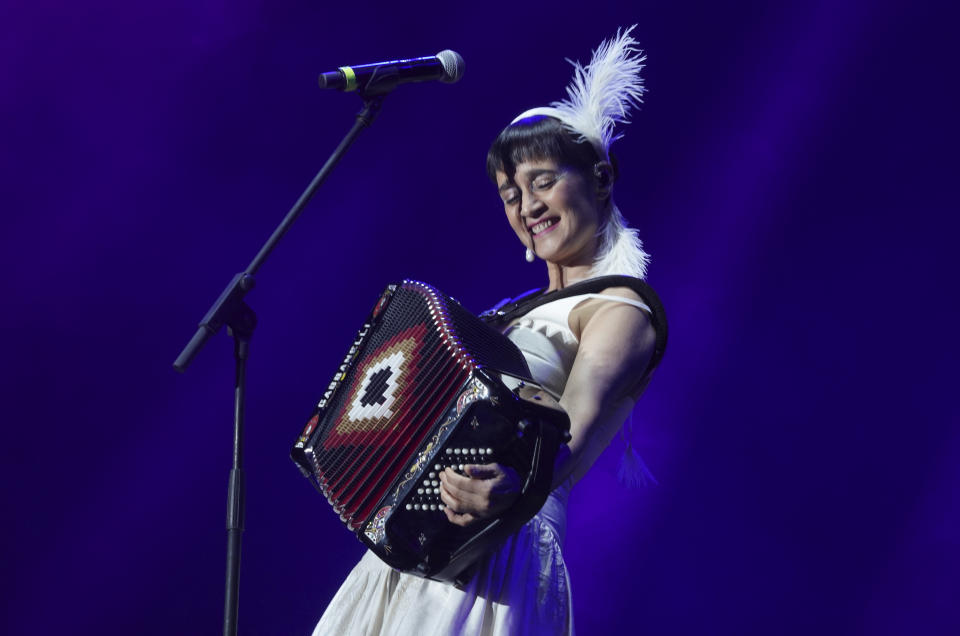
[{"x1": 291, "y1": 281, "x2": 570, "y2": 586}]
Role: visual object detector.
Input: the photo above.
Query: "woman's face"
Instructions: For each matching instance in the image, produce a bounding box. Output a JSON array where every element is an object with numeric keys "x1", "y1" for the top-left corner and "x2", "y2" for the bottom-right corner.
[{"x1": 496, "y1": 158, "x2": 603, "y2": 267}]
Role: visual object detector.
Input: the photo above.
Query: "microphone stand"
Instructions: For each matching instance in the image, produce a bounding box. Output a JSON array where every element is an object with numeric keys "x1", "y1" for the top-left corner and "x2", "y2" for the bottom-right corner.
[{"x1": 174, "y1": 85, "x2": 390, "y2": 636}]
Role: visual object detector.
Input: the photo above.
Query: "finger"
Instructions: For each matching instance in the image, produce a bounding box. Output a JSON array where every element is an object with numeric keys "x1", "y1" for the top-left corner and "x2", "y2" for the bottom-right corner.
[
  {"x1": 443, "y1": 467, "x2": 494, "y2": 496},
  {"x1": 463, "y1": 463, "x2": 501, "y2": 479},
  {"x1": 443, "y1": 506, "x2": 457, "y2": 523},
  {"x1": 440, "y1": 475, "x2": 487, "y2": 515},
  {"x1": 443, "y1": 506, "x2": 476, "y2": 527},
  {"x1": 441, "y1": 469, "x2": 489, "y2": 503},
  {"x1": 439, "y1": 481, "x2": 460, "y2": 510},
  {"x1": 438, "y1": 485, "x2": 471, "y2": 520},
  {"x1": 440, "y1": 479, "x2": 476, "y2": 513},
  {"x1": 441, "y1": 467, "x2": 476, "y2": 494}
]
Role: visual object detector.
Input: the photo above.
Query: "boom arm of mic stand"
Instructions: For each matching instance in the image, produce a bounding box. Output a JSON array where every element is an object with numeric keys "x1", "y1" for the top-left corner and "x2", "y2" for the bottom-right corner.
[{"x1": 172, "y1": 96, "x2": 385, "y2": 374}]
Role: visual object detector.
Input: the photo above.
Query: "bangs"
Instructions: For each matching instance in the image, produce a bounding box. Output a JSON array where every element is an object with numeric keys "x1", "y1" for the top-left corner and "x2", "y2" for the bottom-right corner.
[{"x1": 485, "y1": 116, "x2": 601, "y2": 182}]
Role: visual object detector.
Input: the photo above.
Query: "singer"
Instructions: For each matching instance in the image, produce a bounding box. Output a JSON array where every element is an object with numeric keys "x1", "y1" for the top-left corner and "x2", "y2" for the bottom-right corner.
[{"x1": 312, "y1": 27, "x2": 665, "y2": 635}]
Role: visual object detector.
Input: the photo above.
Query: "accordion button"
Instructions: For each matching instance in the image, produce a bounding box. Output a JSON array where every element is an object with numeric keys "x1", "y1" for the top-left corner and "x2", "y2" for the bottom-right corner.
[
  {"x1": 486, "y1": 448, "x2": 494, "y2": 455},
  {"x1": 406, "y1": 504, "x2": 412, "y2": 510},
  {"x1": 429, "y1": 472, "x2": 436, "y2": 479},
  {"x1": 454, "y1": 448, "x2": 461, "y2": 455},
  {"x1": 433, "y1": 488, "x2": 440, "y2": 495},
  {"x1": 458, "y1": 464, "x2": 464, "y2": 471},
  {"x1": 417, "y1": 488, "x2": 424, "y2": 495},
  {"x1": 478, "y1": 448, "x2": 485, "y2": 455},
  {"x1": 414, "y1": 504, "x2": 421, "y2": 510},
  {"x1": 430, "y1": 504, "x2": 437, "y2": 511},
  {"x1": 470, "y1": 448, "x2": 477, "y2": 455},
  {"x1": 445, "y1": 449, "x2": 453, "y2": 455},
  {"x1": 431, "y1": 480, "x2": 438, "y2": 487}
]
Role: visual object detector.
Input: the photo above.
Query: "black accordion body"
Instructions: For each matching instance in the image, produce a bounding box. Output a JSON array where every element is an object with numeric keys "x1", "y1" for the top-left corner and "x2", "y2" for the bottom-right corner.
[{"x1": 291, "y1": 281, "x2": 570, "y2": 585}]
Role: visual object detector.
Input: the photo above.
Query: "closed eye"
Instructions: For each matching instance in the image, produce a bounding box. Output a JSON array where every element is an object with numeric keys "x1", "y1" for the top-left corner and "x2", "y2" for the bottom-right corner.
[
  {"x1": 501, "y1": 189, "x2": 520, "y2": 205},
  {"x1": 532, "y1": 174, "x2": 559, "y2": 191}
]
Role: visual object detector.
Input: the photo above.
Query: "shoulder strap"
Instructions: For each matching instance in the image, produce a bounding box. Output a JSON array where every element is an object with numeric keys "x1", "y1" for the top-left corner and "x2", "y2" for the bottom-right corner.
[{"x1": 481, "y1": 275, "x2": 668, "y2": 384}]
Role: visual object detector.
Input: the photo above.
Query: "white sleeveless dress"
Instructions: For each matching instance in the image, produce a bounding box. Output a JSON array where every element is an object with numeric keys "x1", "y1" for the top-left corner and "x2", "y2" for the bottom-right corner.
[{"x1": 311, "y1": 293, "x2": 650, "y2": 636}]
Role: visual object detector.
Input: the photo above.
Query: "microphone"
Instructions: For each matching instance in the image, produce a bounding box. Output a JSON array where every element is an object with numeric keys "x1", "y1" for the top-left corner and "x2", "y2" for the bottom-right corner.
[{"x1": 318, "y1": 50, "x2": 465, "y2": 94}]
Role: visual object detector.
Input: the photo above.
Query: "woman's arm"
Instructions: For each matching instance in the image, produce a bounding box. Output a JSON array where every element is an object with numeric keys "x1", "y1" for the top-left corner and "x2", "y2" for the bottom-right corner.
[
  {"x1": 555, "y1": 298, "x2": 656, "y2": 485},
  {"x1": 440, "y1": 299, "x2": 656, "y2": 526}
]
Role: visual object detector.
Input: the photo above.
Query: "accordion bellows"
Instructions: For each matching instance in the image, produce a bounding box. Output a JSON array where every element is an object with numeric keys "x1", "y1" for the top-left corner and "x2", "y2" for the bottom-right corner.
[{"x1": 292, "y1": 281, "x2": 569, "y2": 585}]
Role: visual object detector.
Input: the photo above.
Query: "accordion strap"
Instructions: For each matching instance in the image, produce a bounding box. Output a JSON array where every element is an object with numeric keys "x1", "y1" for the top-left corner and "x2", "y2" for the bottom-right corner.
[{"x1": 481, "y1": 275, "x2": 668, "y2": 390}]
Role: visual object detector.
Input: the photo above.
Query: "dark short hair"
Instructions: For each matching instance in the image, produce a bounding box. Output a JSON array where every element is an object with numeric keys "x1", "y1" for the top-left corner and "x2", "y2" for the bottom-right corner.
[{"x1": 485, "y1": 115, "x2": 617, "y2": 183}]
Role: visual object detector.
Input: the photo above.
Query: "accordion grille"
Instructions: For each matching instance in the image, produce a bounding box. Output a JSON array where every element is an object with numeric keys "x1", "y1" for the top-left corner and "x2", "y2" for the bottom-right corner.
[{"x1": 305, "y1": 282, "x2": 480, "y2": 529}]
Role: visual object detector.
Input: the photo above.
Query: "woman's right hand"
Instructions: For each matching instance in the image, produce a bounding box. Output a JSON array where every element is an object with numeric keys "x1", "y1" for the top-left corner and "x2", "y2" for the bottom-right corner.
[{"x1": 438, "y1": 463, "x2": 521, "y2": 527}]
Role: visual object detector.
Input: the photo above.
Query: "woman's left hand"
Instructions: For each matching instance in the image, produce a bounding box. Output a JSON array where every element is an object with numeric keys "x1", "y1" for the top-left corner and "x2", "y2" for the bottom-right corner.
[{"x1": 439, "y1": 463, "x2": 521, "y2": 527}]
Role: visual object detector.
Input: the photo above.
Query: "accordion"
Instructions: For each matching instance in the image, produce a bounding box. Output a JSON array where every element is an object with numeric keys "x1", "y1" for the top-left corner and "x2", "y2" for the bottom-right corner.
[{"x1": 291, "y1": 280, "x2": 570, "y2": 585}]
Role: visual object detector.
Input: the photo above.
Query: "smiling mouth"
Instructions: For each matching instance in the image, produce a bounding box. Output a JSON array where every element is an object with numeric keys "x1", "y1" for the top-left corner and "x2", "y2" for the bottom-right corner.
[{"x1": 530, "y1": 218, "x2": 559, "y2": 236}]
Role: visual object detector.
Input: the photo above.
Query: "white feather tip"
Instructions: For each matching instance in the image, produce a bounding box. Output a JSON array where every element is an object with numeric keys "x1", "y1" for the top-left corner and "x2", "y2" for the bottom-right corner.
[{"x1": 550, "y1": 25, "x2": 647, "y2": 157}]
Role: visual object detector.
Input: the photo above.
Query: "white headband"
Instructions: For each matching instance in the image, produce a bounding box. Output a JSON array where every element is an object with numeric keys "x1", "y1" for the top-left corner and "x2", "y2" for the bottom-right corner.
[{"x1": 510, "y1": 26, "x2": 646, "y2": 161}]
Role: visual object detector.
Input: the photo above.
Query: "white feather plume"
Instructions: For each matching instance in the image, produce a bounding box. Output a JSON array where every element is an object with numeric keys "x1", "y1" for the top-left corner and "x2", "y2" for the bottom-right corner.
[
  {"x1": 550, "y1": 25, "x2": 646, "y2": 158},
  {"x1": 592, "y1": 203, "x2": 650, "y2": 279}
]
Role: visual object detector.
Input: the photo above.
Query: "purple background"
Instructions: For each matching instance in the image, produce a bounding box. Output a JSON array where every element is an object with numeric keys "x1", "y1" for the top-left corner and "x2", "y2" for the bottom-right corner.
[{"x1": 2, "y1": 1, "x2": 957, "y2": 634}]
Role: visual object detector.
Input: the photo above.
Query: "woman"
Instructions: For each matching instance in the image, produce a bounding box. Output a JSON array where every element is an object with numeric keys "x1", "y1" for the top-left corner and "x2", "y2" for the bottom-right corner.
[{"x1": 313, "y1": 28, "x2": 664, "y2": 635}]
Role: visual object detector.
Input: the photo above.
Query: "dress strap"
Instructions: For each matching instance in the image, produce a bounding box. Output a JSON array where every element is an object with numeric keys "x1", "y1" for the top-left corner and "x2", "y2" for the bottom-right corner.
[{"x1": 576, "y1": 293, "x2": 651, "y2": 314}]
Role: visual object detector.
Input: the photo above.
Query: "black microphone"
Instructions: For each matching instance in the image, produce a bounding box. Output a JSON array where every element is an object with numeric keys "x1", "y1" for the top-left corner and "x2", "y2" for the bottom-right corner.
[{"x1": 318, "y1": 50, "x2": 465, "y2": 94}]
